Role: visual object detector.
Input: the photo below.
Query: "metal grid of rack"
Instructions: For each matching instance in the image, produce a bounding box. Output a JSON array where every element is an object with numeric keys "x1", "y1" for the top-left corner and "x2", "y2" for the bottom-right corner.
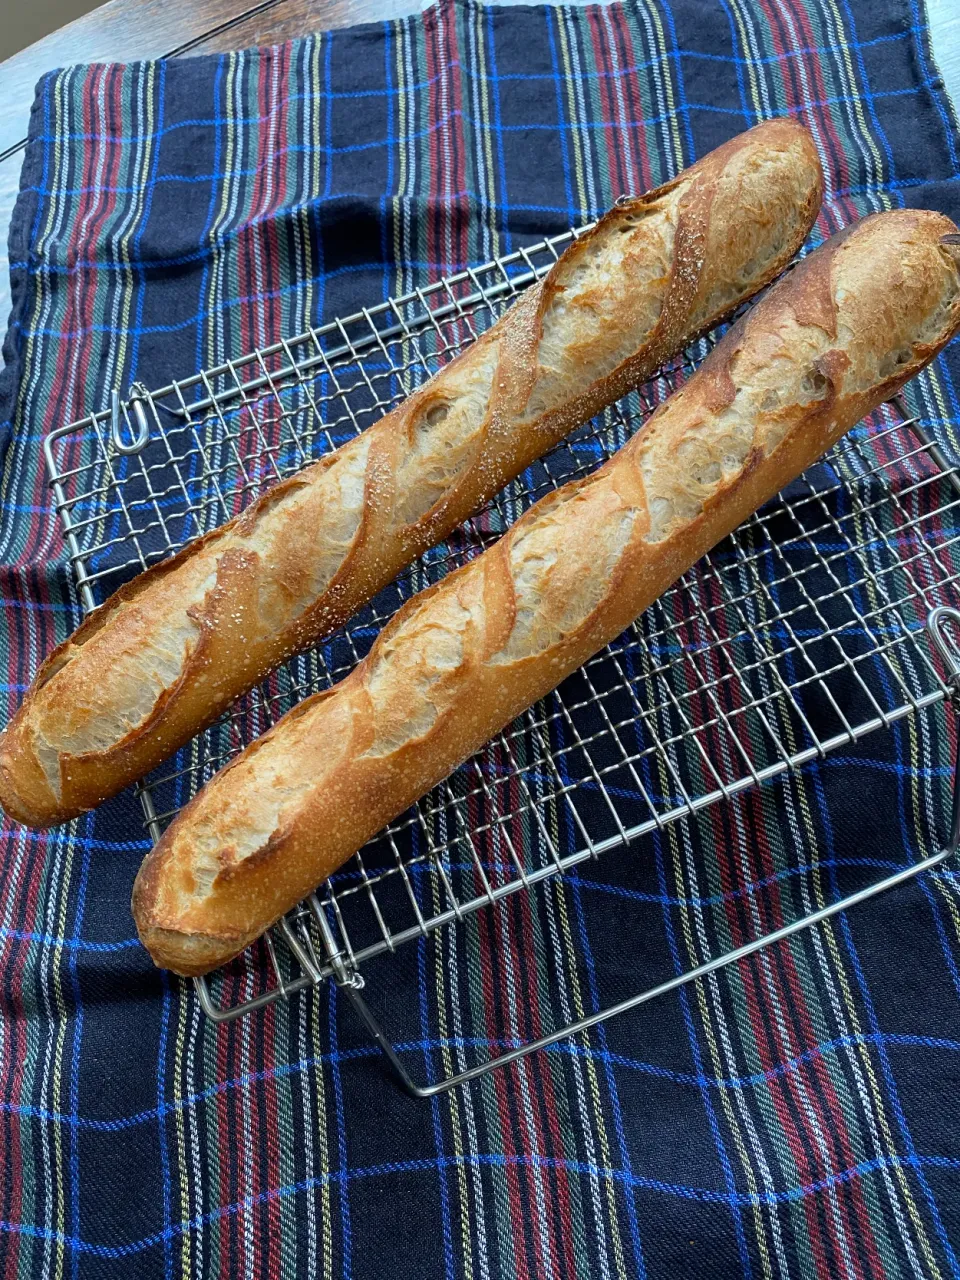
[{"x1": 43, "y1": 224, "x2": 960, "y2": 1093}]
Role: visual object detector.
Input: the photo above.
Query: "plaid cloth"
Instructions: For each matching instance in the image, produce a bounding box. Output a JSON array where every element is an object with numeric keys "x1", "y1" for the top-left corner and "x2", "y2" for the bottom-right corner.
[{"x1": 2, "y1": 0, "x2": 960, "y2": 1275}]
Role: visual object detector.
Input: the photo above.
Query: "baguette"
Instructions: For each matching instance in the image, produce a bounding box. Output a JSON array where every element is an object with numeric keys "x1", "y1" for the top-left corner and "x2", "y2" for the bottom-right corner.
[
  {"x1": 0, "y1": 118, "x2": 823, "y2": 828},
  {"x1": 133, "y1": 208, "x2": 960, "y2": 976}
]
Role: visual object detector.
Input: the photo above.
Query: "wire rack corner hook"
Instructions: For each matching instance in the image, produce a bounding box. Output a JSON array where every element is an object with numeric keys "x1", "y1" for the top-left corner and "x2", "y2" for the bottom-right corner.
[
  {"x1": 110, "y1": 382, "x2": 151, "y2": 455},
  {"x1": 928, "y1": 605, "x2": 960, "y2": 697}
]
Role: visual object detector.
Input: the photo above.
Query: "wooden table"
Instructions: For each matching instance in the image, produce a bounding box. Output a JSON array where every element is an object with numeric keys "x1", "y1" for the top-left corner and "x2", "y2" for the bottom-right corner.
[{"x1": 0, "y1": 0, "x2": 958, "y2": 332}]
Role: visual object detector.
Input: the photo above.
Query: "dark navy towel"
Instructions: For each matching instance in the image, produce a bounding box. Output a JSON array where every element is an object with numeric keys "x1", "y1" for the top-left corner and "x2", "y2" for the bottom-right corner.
[{"x1": 1, "y1": 1, "x2": 960, "y2": 1276}]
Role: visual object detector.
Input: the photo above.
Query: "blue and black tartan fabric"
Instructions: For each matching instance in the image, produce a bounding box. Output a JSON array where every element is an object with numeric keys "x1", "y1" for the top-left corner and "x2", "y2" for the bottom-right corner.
[{"x1": 2, "y1": 0, "x2": 960, "y2": 1275}]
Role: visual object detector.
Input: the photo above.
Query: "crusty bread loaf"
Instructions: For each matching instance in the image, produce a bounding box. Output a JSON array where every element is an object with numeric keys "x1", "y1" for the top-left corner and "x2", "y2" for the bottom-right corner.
[
  {"x1": 133, "y1": 208, "x2": 960, "y2": 976},
  {"x1": 0, "y1": 119, "x2": 823, "y2": 828}
]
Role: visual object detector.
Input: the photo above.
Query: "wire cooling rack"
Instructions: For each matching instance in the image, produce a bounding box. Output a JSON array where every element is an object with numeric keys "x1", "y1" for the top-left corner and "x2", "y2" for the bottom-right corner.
[{"x1": 43, "y1": 224, "x2": 960, "y2": 1095}]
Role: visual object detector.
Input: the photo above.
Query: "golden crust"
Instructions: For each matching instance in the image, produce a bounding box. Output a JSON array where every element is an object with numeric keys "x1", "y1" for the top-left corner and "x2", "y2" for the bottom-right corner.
[
  {"x1": 133, "y1": 207, "x2": 960, "y2": 976},
  {"x1": 0, "y1": 119, "x2": 823, "y2": 829}
]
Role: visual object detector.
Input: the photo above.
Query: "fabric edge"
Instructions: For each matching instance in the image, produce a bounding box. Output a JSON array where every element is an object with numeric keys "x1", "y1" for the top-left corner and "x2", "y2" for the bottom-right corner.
[
  {"x1": 916, "y1": 0, "x2": 960, "y2": 160},
  {"x1": 0, "y1": 73, "x2": 51, "y2": 474}
]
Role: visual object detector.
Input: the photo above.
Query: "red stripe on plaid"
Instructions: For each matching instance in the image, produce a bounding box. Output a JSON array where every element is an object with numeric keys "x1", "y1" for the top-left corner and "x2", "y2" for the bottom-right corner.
[
  {"x1": 756, "y1": 0, "x2": 853, "y2": 196},
  {"x1": 426, "y1": 2, "x2": 469, "y2": 275},
  {"x1": 228, "y1": 48, "x2": 296, "y2": 1274},
  {"x1": 586, "y1": 8, "x2": 642, "y2": 199}
]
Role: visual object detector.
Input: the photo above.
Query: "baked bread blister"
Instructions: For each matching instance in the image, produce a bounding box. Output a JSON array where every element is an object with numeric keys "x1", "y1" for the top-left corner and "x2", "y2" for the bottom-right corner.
[
  {"x1": 0, "y1": 118, "x2": 822, "y2": 828},
  {"x1": 133, "y1": 208, "x2": 960, "y2": 976}
]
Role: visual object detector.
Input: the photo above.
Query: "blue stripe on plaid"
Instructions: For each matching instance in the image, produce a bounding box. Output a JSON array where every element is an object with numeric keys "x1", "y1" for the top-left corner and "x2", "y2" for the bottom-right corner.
[
  {"x1": 27, "y1": 78, "x2": 945, "y2": 151},
  {"x1": 5, "y1": 1151, "x2": 960, "y2": 1259},
  {"x1": 4, "y1": 1027, "x2": 960, "y2": 1130}
]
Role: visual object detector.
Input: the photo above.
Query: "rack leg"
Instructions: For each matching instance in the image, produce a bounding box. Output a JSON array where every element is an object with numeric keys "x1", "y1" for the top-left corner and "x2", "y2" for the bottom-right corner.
[
  {"x1": 348, "y1": 846, "x2": 957, "y2": 1098},
  {"x1": 336, "y1": 609, "x2": 960, "y2": 1097}
]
